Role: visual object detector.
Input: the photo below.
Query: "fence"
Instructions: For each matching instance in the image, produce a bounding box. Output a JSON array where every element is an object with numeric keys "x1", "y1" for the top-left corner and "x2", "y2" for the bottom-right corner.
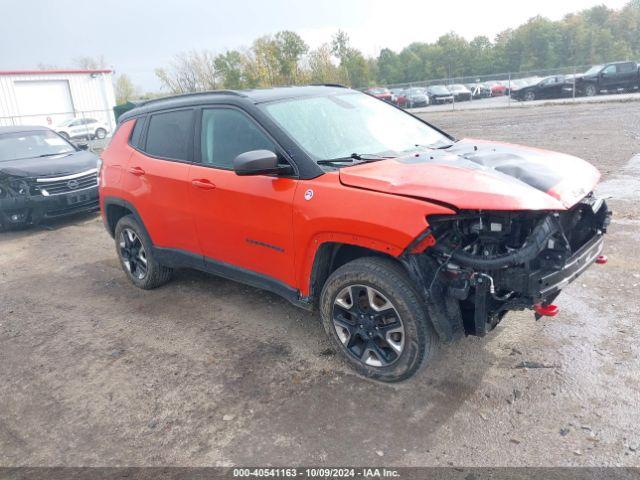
[{"x1": 380, "y1": 64, "x2": 604, "y2": 109}]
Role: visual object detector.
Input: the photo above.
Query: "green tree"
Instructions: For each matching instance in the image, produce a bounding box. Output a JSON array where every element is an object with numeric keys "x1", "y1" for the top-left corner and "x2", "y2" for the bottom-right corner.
[
  {"x1": 114, "y1": 74, "x2": 139, "y2": 104},
  {"x1": 214, "y1": 50, "x2": 246, "y2": 89}
]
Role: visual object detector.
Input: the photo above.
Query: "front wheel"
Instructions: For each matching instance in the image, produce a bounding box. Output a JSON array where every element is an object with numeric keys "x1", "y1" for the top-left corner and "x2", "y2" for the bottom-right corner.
[
  {"x1": 95, "y1": 128, "x2": 107, "y2": 139},
  {"x1": 114, "y1": 215, "x2": 172, "y2": 289},
  {"x1": 320, "y1": 257, "x2": 438, "y2": 382},
  {"x1": 524, "y1": 91, "x2": 536, "y2": 101},
  {"x1": 585, "y1": 84, "x2": 597, "y2": 97}
]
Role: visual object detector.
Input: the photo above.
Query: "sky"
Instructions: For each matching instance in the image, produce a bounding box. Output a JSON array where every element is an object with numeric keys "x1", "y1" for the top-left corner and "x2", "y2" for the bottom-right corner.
[{"x1": 0, "y1": 0, "x2": 630, "y2": 91}]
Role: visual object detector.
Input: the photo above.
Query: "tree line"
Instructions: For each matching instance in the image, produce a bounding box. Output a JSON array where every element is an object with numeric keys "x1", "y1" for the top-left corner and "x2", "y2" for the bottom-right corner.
[{"x1": 120, "y1": 1, "x2": 640, "y2": 99}]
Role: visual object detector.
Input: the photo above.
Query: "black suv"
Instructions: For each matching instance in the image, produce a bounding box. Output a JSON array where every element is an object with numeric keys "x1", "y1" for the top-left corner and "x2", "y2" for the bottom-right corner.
[{"x1": 571, "y1": 61, "x2": 640, "y2": 96}]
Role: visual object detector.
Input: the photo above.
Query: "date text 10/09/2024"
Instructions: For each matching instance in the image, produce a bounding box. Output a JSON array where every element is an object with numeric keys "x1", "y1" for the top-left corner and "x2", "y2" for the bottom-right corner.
[{"x1": 233, "y1": 468, "x2": 400, "y2": 478}]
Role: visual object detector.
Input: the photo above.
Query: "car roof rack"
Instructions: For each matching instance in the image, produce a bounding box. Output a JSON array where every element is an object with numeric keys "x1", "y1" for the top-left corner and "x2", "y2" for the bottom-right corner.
[
  {"x1": 310, "y1": 83, "x2": 348, "y2": 88},
  {"x1": 140, "y1": 89, "x2": 246, "y2": 107}
]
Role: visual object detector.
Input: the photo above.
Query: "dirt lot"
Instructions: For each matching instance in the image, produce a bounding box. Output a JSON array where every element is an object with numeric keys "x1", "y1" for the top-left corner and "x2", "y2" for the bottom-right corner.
[{"x1": 1, "y1": 101, "x2": 639, "y2": 467}]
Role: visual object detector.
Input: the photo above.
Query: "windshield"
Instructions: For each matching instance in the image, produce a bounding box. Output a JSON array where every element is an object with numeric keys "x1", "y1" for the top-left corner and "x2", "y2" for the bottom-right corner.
[
  {"x1": 260, "y1": 92, "x2": 450, "y2": 162},
  {"x1": 584, "y1": 65, "x2": 603, "y2": 75},
  {"x1": 429, "y1": 86, "x2": 450, "y2": 94},
  {"x1": 0, "y1": 130, "x2": 76, "y2": 162}
]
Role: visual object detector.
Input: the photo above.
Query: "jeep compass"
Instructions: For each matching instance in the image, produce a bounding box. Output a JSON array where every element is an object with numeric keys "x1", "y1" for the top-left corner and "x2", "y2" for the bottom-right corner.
[{"x1": 99, "y1": 85, "x2": 610, "y2": 382}]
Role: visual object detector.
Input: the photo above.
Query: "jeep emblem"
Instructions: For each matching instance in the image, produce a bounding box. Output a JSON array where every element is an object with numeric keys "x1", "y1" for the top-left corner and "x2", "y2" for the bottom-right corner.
[{"x1": 67, "y1": 179, "x2": 80, "y2": 190}]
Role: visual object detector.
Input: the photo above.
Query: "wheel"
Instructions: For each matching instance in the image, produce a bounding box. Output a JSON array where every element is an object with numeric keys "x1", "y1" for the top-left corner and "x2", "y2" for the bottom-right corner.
[
  {"x1": 585, "y1": 84, "x2": 597, "y2": 97},
  {"x1": 320, "y1": 257, "x2": 438, "y2": 382},
  {"x1": 524, "y1": 91, "x2": 536, "y2": 101},
  {"x1": 59, "y1": 131, "x2": 70, "y2": 140},
  {"x1": 114, "y1": 215, "x2": 172, "y2": 289},
  {"x1": 95, "y1": 128, "x2": 107, "y2": 139}
]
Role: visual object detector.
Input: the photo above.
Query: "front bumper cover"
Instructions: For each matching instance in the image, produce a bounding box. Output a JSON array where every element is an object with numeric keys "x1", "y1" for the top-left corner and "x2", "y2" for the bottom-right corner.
[{"x1": 0, "y1": 186, "x2": 99, "y2": 226}]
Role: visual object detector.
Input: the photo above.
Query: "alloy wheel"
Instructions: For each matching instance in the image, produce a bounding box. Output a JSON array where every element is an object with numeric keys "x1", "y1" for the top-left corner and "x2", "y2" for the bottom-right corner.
[
  {"x1": 119, "y1": 228, "x2": 148, "y2": 280},
  {"x1": 332, "y1": 284, "x2": 405, "y2": 367}
]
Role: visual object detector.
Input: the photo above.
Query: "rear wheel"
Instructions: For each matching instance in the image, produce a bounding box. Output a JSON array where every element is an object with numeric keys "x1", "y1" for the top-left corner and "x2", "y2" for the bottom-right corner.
[
  {"x1": 114, "y1": 215, "x2": 172, "y2": 289},
  {"x1": 320, "y1": 257, "x2": 437, "y2": 382},
  {"x1": 95, "y1": 128, "x2": 107, "y2": 139}
]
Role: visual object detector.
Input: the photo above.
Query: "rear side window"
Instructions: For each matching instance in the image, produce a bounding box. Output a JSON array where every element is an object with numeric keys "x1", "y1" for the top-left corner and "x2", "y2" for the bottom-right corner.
[
  {"x1": 200, "y1": 108, "x2": 275, "y2": 168},
  {"x1": 145, "y1": 109, "x2": 193, "y2": 161},
  {"x1": 618, "y1": 63, "x2": 636, "y2": 73},
  {"x1": 129, "y1": 116, "x2": 146, "y2": 148}
]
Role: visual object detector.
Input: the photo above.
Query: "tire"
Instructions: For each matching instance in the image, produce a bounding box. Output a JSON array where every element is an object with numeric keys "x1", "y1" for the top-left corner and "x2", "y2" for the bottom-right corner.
[
  {"x1": 320, "y1": 257, "x2": 438, "y2": 382},
  {"x1": 95, "y1": 128, "x2": 107, "y2": 139},
  {"x1": 585, "y1": 84, "x2": 597, "y2": 97},
  {"x1": 114, "y1": 215, "x2": 172, "y2": 289},
  {"x1": 524, "y1": 91, "x2": 536, "y2": 101}
]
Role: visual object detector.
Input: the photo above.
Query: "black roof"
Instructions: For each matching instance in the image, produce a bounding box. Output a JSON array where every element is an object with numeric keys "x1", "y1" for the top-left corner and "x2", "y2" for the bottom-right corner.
[
  {"x1": 119, "y1": 85, "x2": 350, "y2": 123},
  {"x1": 0, "y1": 125, "x2": 51, "y2": 134}
]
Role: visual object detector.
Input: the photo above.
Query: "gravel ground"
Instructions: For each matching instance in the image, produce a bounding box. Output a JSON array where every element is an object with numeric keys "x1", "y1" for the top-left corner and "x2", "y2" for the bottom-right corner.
[{"x1": 0, "y1": 101, "x2": 639, "y2": 467}]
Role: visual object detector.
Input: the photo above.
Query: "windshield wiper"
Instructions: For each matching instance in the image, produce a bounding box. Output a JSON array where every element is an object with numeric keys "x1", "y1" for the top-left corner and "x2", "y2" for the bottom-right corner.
[
  {"x1": 412, "y1": 140, "x2": 457, "y2": 151},
  {"x1": 317, "y1": 152, "x2": 395, "y2": 165},
  {"x1": 36, "y1": 152, "x2": 72, "y2": 158}
]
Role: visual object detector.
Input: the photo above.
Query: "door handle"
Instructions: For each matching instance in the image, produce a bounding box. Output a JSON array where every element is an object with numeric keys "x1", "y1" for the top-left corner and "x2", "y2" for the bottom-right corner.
[
  {"x1": 191, "y1": 179, "x2": 216, "y2": 190},
  {"x1": 127, "y1": 166, "x2": 145, "y2": 176}
]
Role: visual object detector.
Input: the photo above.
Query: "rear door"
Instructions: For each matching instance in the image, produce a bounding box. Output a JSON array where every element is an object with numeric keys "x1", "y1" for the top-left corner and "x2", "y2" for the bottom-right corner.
[
  {"x1": 123, "y1": 108, "x2": 200, "y2": 254},
  {"x1": 616, "y1": 62, "x2": 638, "y2": 90},
  {"x1": 188, "y1": 106, "x2": 298, "y2": 287}
]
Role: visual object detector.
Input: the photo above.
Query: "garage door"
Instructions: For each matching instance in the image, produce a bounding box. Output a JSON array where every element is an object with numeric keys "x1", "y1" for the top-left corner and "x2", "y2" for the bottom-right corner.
[{"x1": 14, "y1": 80, "x2": 74, "y2": 126}]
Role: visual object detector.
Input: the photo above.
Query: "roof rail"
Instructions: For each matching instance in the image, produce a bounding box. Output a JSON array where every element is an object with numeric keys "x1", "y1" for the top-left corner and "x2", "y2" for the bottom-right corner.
[
  {"x1": 139, "y1": 89, "x2": 245, "y2": 107},
  {"x1": 310, "y1": 83, "x2": 349, "y2": 88}
]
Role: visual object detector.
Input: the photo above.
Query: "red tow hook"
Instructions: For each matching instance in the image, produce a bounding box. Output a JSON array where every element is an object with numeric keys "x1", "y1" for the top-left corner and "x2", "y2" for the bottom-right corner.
[
  {"x1": 595, "y1": 255, "x2": 608, "y2": 265},
  {"x1": 534, "y1": 303, "x2": 559, "y2": 317}
]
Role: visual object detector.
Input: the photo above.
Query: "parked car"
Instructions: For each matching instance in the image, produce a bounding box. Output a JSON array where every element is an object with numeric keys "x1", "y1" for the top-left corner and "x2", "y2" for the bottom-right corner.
[
  {"x1": 365, "y1": 87, "x2": 393, "y2": 103},
  {"x1": 390, "y1": 88, "x2": 408, "y2": 108},
  {"x1": 511, "y1": 75, "x2": 570, "y2": 101},
  {"x1": 0, "y1": 126, "x2": 99, "y2": 230},
  {"x1": 569, "y1": 61, "x2": 640, "y2": 96},
  {"x1": 404, "y1": 87, "x2": 429, "y2": 108},
  {"x1": 448, "y1": 84, "x2": 472, "y2": 101},
  {"x1": 465, "y1": 83, "x2": 491, "y2": 99},
  {"x1": 56, "y1": 117, "x2": 110, "y2": 140},
  {"x1": 426, "y1": 85, "x2": 454, "y2": 104},
  {"x1": 486, "y1": 81, "x2": 507, "y2": 96},
  {"x1": 100, "y1": 85, "x2": 610, "y2": 382}
]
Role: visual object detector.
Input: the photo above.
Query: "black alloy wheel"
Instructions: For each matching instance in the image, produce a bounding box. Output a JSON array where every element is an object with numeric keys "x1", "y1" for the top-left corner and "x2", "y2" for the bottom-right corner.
[
  {"x1": 119, "y1": 227, "x2": 148, "y2": 280},
  {"x1": 332, "y1": 284, "x2": 405, "y2": 367}
]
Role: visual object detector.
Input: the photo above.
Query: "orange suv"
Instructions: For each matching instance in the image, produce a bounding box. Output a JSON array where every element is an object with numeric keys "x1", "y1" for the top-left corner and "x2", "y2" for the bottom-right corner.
[{"x1": 100, "y1": 85, "x2": 610, "y2": 382}]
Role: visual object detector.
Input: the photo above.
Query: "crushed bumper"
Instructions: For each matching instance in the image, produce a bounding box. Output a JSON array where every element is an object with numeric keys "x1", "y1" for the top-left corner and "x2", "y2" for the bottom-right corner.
[
  {"x1": 529, "y1": 232, "x2": 603, "y2": 298},
  {"x1": 0, "y1": 186, "x2": 99, "y2": 227}
]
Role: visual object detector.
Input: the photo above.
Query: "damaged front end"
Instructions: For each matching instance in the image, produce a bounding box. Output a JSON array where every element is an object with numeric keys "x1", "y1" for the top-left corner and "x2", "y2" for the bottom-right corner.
[{"x1": 403, "y1": 194, "x2": 611, "y2": 340}]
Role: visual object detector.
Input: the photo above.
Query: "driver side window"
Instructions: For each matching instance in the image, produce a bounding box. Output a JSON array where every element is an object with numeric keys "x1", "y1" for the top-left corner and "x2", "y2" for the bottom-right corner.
[
  {"x1": 200, "y1": 108, "x2": 276, "y2": 169},
  {"x1": 602, "y1": 65, "x2": 616, "y2": 74}
]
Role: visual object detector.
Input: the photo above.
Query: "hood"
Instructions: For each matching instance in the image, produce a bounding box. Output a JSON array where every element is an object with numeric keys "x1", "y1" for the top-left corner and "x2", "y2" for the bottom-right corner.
[
  {"x1": 338, "y1": 139, "x2": 600, "y2": 211},
  {"x1": 0, "y1": 150, "x2": 98, "y2": 179}
]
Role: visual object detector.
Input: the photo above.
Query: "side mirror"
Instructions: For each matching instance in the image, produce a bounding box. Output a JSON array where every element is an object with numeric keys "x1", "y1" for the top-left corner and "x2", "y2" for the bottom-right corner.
[
  {"x1": 76, "y1": 143, "x2": 89, "y2": 150},
  {"x1": 233, "y1": 150, "x2": 291, "y2": 176}
]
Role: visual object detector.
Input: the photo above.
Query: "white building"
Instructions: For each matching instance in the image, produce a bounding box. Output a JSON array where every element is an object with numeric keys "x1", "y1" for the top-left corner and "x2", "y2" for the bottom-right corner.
[{"x1": 0, "y1": 69, "x2": 116, "y2": 131}]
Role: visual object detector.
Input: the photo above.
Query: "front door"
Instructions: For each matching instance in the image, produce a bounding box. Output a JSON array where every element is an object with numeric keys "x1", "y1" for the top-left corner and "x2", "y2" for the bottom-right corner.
[
  {"x1": 188, "y1": 107, "x2": 298, "y2": 288},
  {"x1": 600, "y1": 64, "x2": 618, "y2": 91}
]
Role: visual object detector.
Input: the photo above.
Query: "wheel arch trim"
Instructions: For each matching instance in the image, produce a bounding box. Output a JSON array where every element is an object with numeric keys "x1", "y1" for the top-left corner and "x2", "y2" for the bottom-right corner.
[{"x1": 102, "y1": 196, "x2": 151, "y2": 241}]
